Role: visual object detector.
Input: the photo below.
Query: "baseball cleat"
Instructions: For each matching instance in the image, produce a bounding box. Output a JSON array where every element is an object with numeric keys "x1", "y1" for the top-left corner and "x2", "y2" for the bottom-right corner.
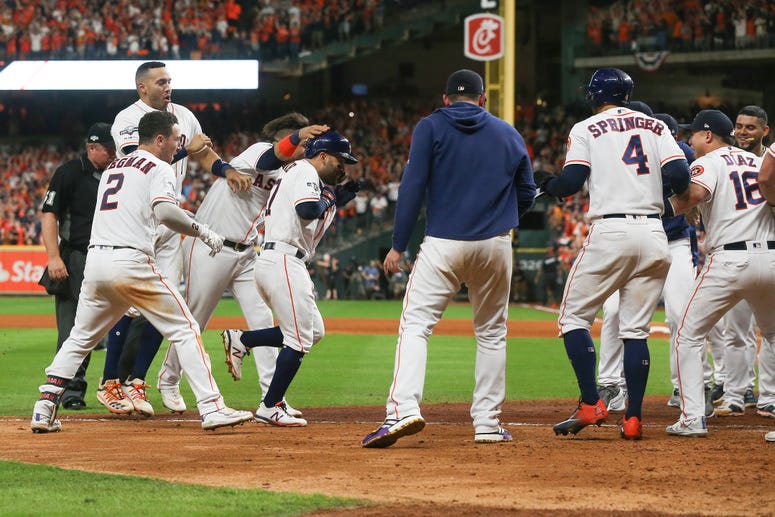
[
  {"x1": 474, "y1": 426, "x2": 513, "y2": 443},
  {"x1": 361, "y1": 415, "x2": 426, "y2": 448},
  {"x1": 667, "y1": 388, "x2": 680, "y2": 408},
  {"x1": 222, "y1": 329, "x2": 248, "y2": 381},
  {"x1": 121, "y1": 378, "x2": 154, "y2": 417},
  {"x1": 282, "y1": 399, "x2": 303, "y2": 418},
  {"x1": 710, "y1": 383, "x2": 724, "y2": 405},
  {"x1": 159, "y1": 385, "x2": 187, "y2": 413},
  {"x1": 201, "y1": 407, "x2": 254, "y2": 430},
  {"x1": 765, "y1": 431, "x2": 775, "y2": 442},
  {"x1": 31, "y1": 399, "x2": 62, "y2": 434},
  {"x1": 255, "y1": 402, "x2": 308, "y2": 427},
  {"x1": 553, "y1": 399, "x2": 608, "y2": 436},
  {"x1": 744, "y1": 389, "x2": 758, "y2": 408},
  {"x1": 714, "y1": 400, "x2": 744, "y2": 417},
  {"x1": 756, "y1": 405, "x2": 775, "y2": 419},
  {"x1": 666, "y1": 416, "x2": 707, "y2": 437},
  {"x1": 96, "y1": 378, "x2": 134, "y2": 414},
  {"x1": 619, "y1": 416, "x2": 642, "y2": 440}
]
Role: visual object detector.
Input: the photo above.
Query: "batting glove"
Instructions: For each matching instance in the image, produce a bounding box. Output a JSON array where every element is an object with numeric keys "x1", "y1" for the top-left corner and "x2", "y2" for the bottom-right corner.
[
  {"x1": 197, "y1": 224, "x2": 224, "y2": 257},
  {"x1": 334, "y1": 180, "x2": 360, "y2": 207}
]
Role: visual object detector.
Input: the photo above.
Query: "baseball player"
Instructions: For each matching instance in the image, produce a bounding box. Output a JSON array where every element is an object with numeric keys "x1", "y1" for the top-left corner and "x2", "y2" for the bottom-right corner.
[
  {"x1": 223, "y1": 130, "x2": 359, "y2": 427},
  {"x1": 596, "y1": 108, "x2": 715, "y2": 416},
  {"x1": 664, "y1": 109, "x2": 775, "y2": 437},
  {"x1": 361, "y1": 69, "x2": 536, "y2": 448},
  {"x1": 31, "y1": 111, "x2": 254, "y2": 433},
  {"x1": 98, "y1": 61, "x2": 252, "y2": 417},
  {"x1": 153, "y1": 113, "x2": 328, "y2": 420},
  {"x1": 534, "y1": 68, "x2": 691, "y2": 440},
  {"x1": 759, "y1": 137, "x2": 775, "y2": 442},
  {"x1": 708, "y1": 105, "x2": 772, "y2": 417}
]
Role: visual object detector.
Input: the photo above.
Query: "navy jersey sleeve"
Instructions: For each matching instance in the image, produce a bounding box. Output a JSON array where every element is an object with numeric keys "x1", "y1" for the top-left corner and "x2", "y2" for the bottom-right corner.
[{"x1": 392, "y1": 119, "x2": 433, "y2": 252}]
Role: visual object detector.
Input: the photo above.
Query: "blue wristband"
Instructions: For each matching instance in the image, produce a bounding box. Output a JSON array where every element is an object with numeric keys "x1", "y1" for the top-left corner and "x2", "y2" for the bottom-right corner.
[
  {"x1": 172, "y1": 147, "x2": 188, "y2": 164},
  {"x1": 211, "y1": 159, "x2": 232, "y2": 178}
]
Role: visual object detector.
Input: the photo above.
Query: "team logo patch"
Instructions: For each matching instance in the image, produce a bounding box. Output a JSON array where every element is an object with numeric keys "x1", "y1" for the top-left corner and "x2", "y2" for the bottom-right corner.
[
  {"x1": 119, "y1": 126, "x2": 138, "y2": 137},
  {"x1": 690, "y1": 164, "x2": 704, "y2": 177},
  {"x1": 307, "y1": 182, "x2": 320, "y2": 193}
]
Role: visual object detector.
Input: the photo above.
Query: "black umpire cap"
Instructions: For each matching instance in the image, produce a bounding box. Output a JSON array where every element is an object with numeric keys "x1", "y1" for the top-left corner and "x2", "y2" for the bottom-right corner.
[
  {"x1": 85, "y1": 123, "x2": 116, "y2": 148},
  {"x1": 445, "y1": 69, "x2": 484, "y2": 95}
]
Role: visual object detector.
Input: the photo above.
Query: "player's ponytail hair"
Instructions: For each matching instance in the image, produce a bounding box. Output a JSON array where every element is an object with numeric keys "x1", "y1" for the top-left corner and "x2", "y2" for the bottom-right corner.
[
  {"x1": 138, "y1": 111, "x2": 179, "y2": 144},
  {"x1": 262, "y1": 112, "x2": 310, "y2": 141}
]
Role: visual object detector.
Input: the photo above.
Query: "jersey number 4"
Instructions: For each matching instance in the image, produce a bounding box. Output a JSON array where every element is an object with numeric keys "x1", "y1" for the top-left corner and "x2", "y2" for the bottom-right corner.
[
  {"x1": 621, "y1": 135, "x2": 650, "y2": 175},
  {"x1": 99, "y1": 173, "x2": 124, "y2": 210}
]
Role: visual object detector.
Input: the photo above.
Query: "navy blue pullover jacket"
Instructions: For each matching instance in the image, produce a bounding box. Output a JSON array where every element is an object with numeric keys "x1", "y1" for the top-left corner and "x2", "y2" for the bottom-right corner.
[{"x1": 392, "y1": 102, "x2": 536, "y2": 251}]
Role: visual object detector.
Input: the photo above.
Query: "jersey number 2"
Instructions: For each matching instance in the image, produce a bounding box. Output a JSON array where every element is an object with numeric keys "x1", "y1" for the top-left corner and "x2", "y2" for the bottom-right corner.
[
  {"x1": 621, "y1": 135, "x2": 650, "y2": 175},
  {"x1": 99, "y1": 173, "x2": 124, "y2": 210}
]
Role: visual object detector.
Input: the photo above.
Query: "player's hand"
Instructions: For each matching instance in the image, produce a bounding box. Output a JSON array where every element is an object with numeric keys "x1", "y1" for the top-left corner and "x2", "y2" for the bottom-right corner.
[
  {"x1": 533, "y1": 169, "x2": 554, "y2": 190},
  {"x1": 334, "y1": 180, "x2": 360, "y2": 207},
  {"x1": 383, "y1": 248, "x2": 404, "y2": 274},
  {"x1": 686, "y1": 206, "x2": 700, "y2": 225},
  {"x1": 226, "y1": 168, "x2": 252, "y2": 192},
  {"x1": 186, "y1": 133, "x2": 212, "y2": 155},
  {"x1": 197, "y1": 224, "x2": 224, "y2": 257},
  {"x1": 290, "y1": 124, "x2": 331, "y2": 160},
  {"x1": 47, "y1": 256, "x2": 68, "y2": 281}
]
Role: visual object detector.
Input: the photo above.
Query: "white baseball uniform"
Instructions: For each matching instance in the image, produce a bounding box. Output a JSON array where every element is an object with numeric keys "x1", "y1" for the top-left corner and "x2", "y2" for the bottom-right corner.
[
  {"x1": 158, "y1": 142, "x2": 281, "y2": 396},
  {"x1": 253, "y1": 158, "x2": 335, "y2": 354},
  {"x1": 674, "y1": 146, "x2": 775, "y2": 424},
  {"x1": 40, "y1": 150, "x2": 227, "y2": 416},
  {"x1": 111, "y1": 100, "x2": 203, "y2": 300},
  {"x1": 559, "y1": 107, "x2": 685, "y2": 337}
]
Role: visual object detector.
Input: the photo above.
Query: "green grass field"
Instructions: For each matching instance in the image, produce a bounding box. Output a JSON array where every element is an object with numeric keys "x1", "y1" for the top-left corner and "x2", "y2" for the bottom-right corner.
[{"x1": 0, "y1": 295, "x2": 674, "y2": 516}]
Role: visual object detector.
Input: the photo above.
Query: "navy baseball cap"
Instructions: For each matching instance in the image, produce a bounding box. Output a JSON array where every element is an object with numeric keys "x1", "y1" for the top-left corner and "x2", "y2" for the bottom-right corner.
[
  {"x1": 445, "y1": 69, "x2": 484, "y2": 95},
  {"x1": 679, "y1": 110, "x2": 733, "y2": 137},
  {"x1": 628, "y1": 100, "x2": 654, "y2": 117},
  {"x1": 654, "y1": 113, "x2": 679, "y2": 137},
  {"x1": 86, "y1": 123, "x2": 115, "y2": 148}
]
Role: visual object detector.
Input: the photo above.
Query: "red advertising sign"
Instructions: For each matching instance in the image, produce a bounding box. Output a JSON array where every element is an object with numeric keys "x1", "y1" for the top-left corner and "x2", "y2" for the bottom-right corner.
[
  {"x1": 0, "y1": 246, "x2": 47, "y2": 294},
  {"x1": 464, "y1": 13, "x2": 504, "y2": 61}
]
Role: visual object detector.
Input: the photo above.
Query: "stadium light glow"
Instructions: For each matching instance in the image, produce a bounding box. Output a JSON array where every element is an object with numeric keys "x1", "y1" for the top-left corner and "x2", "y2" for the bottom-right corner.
[{"x1": 0, "y1": 60, "x2": 260, "y2": 91}]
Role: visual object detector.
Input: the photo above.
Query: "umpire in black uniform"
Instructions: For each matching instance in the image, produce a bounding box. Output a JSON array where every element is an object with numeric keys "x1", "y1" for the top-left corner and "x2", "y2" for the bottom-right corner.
[{"x1": 40, "y1": 123, "x2": 115, "y2": 409}]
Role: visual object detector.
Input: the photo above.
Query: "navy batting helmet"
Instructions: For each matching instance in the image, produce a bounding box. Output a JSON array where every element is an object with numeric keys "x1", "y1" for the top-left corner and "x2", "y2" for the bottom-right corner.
[
  {"x1": 584, "y1": 68, "x2": 633, "y2": 109},
  {"x1": 304, "y1": 130, "x2": 358, "y2": 164}
]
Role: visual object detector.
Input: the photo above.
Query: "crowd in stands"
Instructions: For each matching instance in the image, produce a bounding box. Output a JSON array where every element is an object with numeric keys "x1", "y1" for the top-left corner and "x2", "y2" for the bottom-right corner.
[
  {"x1": 0, "y1": 0, "x2": 407, "y2": 63},
  {"x1": 584, "y1": 0, "x2": 775, "y2": 55}
]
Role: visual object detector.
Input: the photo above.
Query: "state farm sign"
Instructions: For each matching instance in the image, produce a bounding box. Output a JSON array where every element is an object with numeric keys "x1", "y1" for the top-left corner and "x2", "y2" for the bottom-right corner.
[
  {"x1": 464, "y1": 13, "x2": 504, "y2": 61},
  {"x1": 0, "y1": 246, "x2": 47, "y2": 293}
]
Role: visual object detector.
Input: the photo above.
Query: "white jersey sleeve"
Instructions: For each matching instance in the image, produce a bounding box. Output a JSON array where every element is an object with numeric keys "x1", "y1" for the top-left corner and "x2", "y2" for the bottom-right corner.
[
  {"x1": 90, "y1": 150, "x2": 176, "y2": 255},
  {"x1": 768, "y1": 142, "x2": 775, "y2": 158},
  {"x1": 195, "y1": 142, "x2": 281, "y2": 244},
  {"x1": 565, "y1": 107, "x2": 685, "y2": 219},
  {"x1": 692, "y1": 146, "x2": 773, "y2": 251}
]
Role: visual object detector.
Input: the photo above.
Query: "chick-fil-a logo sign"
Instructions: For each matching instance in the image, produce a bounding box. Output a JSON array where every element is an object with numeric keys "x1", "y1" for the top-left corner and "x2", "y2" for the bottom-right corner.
[{"x1": 464, "y1": 13, "x2": 504, "y2": 61}]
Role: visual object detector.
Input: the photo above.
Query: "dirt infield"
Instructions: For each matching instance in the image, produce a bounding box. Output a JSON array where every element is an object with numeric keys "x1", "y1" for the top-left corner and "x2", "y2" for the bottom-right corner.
[
  {"x1": 1, "y1": 400, "x2": 773, "y2": 516},
  {"x1": 2, "y1": 314, "x2": 772, "y2": 516}
]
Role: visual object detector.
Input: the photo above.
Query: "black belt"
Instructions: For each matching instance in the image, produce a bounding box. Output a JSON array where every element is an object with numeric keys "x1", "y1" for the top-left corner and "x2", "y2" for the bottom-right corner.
[
  {"x1": 88, "y1": 245, "x2": 135, "y2": 250},
  {"x1": 602, "y1": 214, "x2": 660, "y2": 219},
  {"x1": 223, "y1": 239, "x2": 252, "y2": 252},
  {"x1": 722, "y1": 240, "x2": 775, "y2": 250},
  {"x1": 263, "y1": 242, "x2": 305, "y2": 259}
]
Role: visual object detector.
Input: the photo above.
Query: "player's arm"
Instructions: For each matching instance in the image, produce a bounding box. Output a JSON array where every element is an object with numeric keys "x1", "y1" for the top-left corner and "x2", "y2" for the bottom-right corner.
[
  {"x1": 391, "y1": 120, "x2": 432, "y2": 254},
  {"x1": 256, "y1": 124, "x2": 330, "y2": 170},
  {"x1": 296, "y1": 185, "x2": 336, "y2": 219},
  {"x1": 758, "y1": 149, "x2": 775, "y2": 205},
  {"x1": 665, "y1": 182, "x2": 709, "y2": 216},
  {"x1": 536, "y1": 164, "x2": 589, "y2": 198},
  {"x1": 514, "y1": 135, "x2": 537, "y2": 217},
  {"x1": 152, "y1": 200, "x2": 224, "y2": 256},
  {"x1": 662, "y1": 158, "x2": 691, "y2": 195},
  {"x1": 182, "y1": 135, "x2": 253, "y2": 193},
  {"x1": 40, "y1": 212, "x2": 68, "y2": 281}
]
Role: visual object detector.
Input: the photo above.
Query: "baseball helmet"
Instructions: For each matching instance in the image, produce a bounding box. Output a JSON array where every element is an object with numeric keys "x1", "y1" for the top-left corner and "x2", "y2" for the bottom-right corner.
[
  {"x1": 304, "y1": 130, "x2": 358, "y2": 164},
  {"x1": 584, "y1": 68, "x2": 633, "y2": 109}
]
